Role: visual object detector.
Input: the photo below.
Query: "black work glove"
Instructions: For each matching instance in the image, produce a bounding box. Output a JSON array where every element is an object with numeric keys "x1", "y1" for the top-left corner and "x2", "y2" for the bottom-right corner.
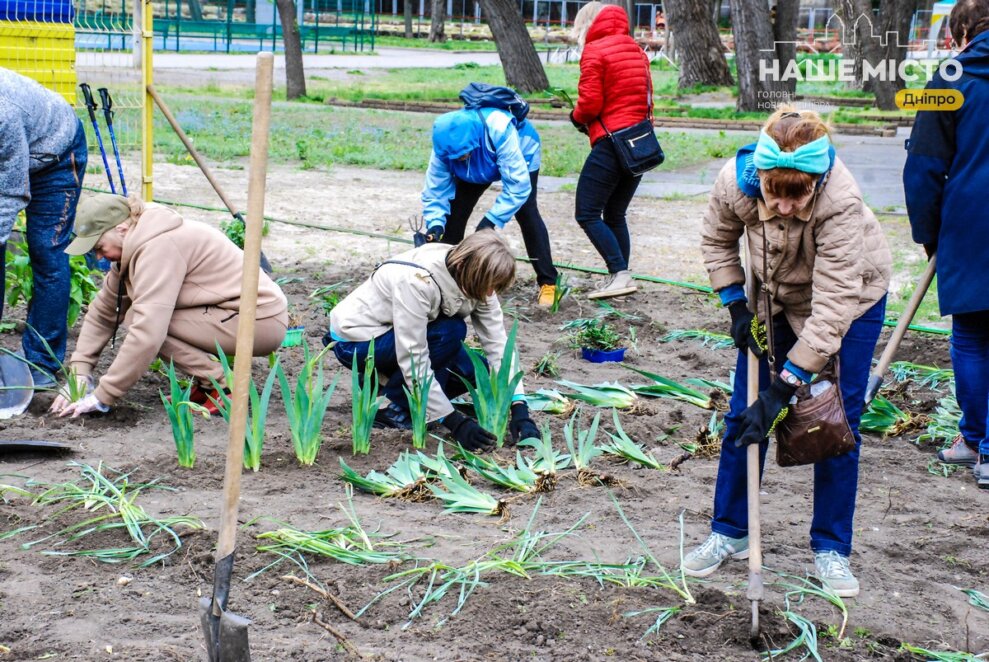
[
  {"x1": 443, "y1": 411, "x2": 496, "y2": 451},
  {"x1": 414, "y1": 224, "x2": 445, "y2": 247},
  {"x1": 569, "y1": 110, "x2": 588, "y2": 135},
  {"x1": 476, "y1": 217, "x2": 496, "y2": 232},
  {"x1": 734, "y1": 379, "x2": 798, "y2": 447},
  {"x1": 923, "y1": 242, "x2": 937, "y2": 261},
  {"x1": 728, "y1": 301, "x2": 767, "y2": 358},
  {"x1": 509, "y1": 403, "x2": 540, "y2": 444}
]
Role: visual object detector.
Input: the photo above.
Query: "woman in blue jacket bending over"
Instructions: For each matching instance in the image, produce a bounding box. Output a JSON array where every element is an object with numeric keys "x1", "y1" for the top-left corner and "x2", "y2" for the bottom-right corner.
[
  {"x1": 420, "y1": 108, "x2": 559, "y2": 308},
  {"x1": 903, "y1": 0, "x2": 989, "y2": 488}
]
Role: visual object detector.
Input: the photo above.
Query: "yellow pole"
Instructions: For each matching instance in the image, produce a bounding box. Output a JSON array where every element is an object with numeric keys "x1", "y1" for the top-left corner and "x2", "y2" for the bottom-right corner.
[{"x1": 141, "y1": 0, "x2": 154, "y2": 201}]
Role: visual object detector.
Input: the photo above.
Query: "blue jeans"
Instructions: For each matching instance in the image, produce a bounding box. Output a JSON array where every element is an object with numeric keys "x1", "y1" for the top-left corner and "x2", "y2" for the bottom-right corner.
[
  {"x1": 574, "y1": 138, "x2": 641, "y2": 274},
  {"x1": 0, "y1": 120, "x2": 87, "y2": 381},
  {"x1": 441, "y1": 170, "x2": 558, "y2": 287},
  {"x1": 330, "y1": 316, "x2": 476, "y2": 410},
  {"x1": 711, "y1": 297, "x2": 886, "y2": 557},
  {"x1": 951, "y1": 310, "x2": 989, "y2": 456}
]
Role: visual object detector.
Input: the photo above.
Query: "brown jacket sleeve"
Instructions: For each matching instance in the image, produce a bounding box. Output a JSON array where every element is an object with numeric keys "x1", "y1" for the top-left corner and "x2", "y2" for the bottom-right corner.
[
  {"x1": 93, "y1": 241, "x2": 187, "y2": 404},
  {"x1": 701, "y1": 161, "x2": 746, "y2": 293},
  {"x1": 787, "y1": 195, "x2": 867, "y2": 373},
  {"x1": 69, "y1": 266, "x2": 131, "y2": 378}
]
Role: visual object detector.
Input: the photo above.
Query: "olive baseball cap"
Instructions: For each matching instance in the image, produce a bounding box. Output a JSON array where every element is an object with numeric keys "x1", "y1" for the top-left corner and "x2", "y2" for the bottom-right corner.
[{"x1": 66, "y1": 194, "x2": 131, "y2": 255}]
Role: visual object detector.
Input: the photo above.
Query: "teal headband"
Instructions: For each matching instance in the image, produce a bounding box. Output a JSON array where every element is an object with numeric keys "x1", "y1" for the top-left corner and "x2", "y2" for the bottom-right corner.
[{"x1": 753, "y1": 131, "x2": 831, "y2": 174}]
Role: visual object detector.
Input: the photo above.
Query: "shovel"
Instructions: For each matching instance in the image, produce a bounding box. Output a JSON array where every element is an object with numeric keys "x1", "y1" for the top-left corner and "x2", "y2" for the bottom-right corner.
[
  {"x1": 198, "y1": 51, "x2": 274, "y2": 662},
  {"x1": 864, "y1": 255, "x2": 937, "y2": 404},
  {"x1": 0, "y1": 440, "x2": 74, "y2": 453},
  {"x1": 0, "y1": 352, "x2": 35, "y2": 419}
]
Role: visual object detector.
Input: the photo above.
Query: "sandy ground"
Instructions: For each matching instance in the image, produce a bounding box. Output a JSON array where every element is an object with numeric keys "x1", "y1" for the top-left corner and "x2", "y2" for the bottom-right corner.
[{"x1": 1, "y1": 160, "x2": 981, "y2": 662}]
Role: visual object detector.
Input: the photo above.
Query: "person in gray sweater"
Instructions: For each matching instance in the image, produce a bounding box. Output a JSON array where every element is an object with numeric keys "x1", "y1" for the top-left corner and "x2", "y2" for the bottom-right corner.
[{"x1": 0, "y1": 66, "x2": 88, "y2": 386}]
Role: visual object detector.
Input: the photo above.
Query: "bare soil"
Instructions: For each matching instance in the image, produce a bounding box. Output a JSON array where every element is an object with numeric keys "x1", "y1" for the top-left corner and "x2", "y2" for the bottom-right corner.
[{"x1": 1, "y1": 162, "x2": 984, "y2": 662}]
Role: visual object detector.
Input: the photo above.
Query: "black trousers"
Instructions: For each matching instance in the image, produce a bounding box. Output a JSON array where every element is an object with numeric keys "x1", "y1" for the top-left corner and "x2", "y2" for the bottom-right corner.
[{"x1": 441, "y1": 170, "x2": 558, "y2": 286}]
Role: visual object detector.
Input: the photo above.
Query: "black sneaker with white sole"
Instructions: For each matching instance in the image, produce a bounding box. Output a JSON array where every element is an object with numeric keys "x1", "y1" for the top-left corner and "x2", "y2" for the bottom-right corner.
[{"x1": 373, "y1": 401, "x2": 413, "y2": 430}]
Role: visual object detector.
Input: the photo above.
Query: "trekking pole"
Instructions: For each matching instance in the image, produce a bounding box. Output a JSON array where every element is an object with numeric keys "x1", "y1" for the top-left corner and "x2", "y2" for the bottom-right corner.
[
  {"x1": 146, "y1": 84, "x2": 272, "y2": 274},
  {"x1": 864, "y1": 254, "x2": 937, "y2": 404},
  {"x1": 79, "y1": 83, "x2": 116, "y2": 194},
  {"x1": 97, "y1": 87, "x2": 128, "y2": 196},
  {"x1": 743, "y1": 237, "x2": 763, "y2": 643}
]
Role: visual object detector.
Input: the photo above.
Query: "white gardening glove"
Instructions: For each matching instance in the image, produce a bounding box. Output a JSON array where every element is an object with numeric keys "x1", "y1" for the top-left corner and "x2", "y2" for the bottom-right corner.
[
  {"x1": 49, "y1": 375, "x2": 96, "y2": 414},
  {"x1": 57, "y1": 392, "x2": 110, "y2": 418}
]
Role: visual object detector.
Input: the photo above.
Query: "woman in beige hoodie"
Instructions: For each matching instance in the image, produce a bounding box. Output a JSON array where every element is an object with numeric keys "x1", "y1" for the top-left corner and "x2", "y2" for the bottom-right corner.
[{"x1": 50, "y1": 193, "x2": 288, "y2": 417}]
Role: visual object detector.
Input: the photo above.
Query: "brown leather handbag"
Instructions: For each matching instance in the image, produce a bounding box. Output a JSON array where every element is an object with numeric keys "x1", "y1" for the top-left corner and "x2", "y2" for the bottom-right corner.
[{"x1": 775, "y1": 358, "x2": 856, "y2": 467}]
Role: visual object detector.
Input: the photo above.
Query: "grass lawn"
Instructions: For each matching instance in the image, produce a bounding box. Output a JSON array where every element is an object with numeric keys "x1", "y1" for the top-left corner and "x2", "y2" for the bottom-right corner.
[{"x1": 154, "y1": 90, "x2": 752, "y2": 177}]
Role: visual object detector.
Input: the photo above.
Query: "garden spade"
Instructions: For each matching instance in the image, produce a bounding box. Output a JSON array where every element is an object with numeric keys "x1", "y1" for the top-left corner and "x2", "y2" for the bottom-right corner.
[
  {"x1": 0, "y1": 352, "x2": 34, "y2": 419},
  {"x1": 199, "y1": 51, "x2": 274, "y2": 662},
  {"x1": 864, "y1": 255, "x2": 937, "y2": 404}
]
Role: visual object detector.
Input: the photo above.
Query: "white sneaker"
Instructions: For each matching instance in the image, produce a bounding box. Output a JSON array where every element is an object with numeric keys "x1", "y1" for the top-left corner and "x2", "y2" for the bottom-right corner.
[
  {"x1": 587, "y1": 270, "x2": 637, "y2": 299},
  {"x1": 681, "y1": 532, "x2": 749, "y2": 578},
  {"x1": 814, "y1": 550, "x2": 860, "y2": 598}
]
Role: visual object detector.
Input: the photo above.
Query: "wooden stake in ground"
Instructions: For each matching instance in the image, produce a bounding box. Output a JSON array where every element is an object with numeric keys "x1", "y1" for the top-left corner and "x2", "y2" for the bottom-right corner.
[
  {"x1": 743, "y1": 238, "x2": 763, "y2": 642},
  {"x1": 198, "y1": 51, "x2": 274, "y2": 662}
]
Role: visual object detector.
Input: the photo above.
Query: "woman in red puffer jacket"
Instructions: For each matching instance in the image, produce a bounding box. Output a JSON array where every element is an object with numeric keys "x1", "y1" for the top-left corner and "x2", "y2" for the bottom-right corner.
[{"x1": 570, "y1": 2, "x2": 652, "y2": 299}]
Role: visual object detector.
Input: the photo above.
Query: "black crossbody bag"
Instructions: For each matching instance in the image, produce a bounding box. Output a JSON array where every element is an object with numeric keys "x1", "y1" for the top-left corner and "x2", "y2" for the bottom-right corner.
[{"x1": 598, "y1": 71, "x2": 664, "y2": 176}]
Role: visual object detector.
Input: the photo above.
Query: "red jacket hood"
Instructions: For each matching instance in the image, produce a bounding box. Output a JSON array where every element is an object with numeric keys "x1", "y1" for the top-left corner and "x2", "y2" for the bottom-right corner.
[{"x1": 586, "y1": 5, "x2": 629, "y2": 43}]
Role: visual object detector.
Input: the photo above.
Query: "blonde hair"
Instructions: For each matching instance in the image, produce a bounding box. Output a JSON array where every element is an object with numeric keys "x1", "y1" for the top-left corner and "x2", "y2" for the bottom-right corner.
[
  {"x1": 759, "y1": 105, "x2": 832, "y2": 199},
  {"x1": 125, "y1": 193, "x2": 146, "y2": 227},
  {"x1": 571, "y1": 1, "x2": 603, "y2": 48},
  {"x1": 446, "y1": 230, "x2": 516, "y2": 300}
]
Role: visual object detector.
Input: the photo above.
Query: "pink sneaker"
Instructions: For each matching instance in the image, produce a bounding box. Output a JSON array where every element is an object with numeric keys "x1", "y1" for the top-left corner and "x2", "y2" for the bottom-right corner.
[{"x1": 937, "y1": 435, "x2": 978, "y2": 466}]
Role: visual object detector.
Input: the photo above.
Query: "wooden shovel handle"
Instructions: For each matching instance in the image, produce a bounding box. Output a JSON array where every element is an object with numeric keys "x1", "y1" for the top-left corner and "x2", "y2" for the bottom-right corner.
[
  {"x1": 865, "y1": 255, "x2": 937, "y2": 403},
  {"x1": 215, "y1": 52, "x2": 274, "y2": 561},
  {"x1": 146, "y1": 84, "x2": 242, "y2": 218}
]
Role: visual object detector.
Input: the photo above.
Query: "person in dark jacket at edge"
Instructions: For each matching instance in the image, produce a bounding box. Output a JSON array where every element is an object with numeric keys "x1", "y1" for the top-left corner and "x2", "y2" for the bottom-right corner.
[
  {"x1": 903, "y1": 0, "x2": 989, "y2": 489},
  {"x1": 568, "y1": 2, "x2": 652, "y2": 300},
  {"x1": 419, "y1": 103, "x2": 560, "y2": 309}
]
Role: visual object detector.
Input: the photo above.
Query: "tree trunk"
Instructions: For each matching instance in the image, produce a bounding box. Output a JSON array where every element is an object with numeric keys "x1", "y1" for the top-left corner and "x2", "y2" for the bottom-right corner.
[
  {"x1": 404, "y1": 0, "x2": 414, "y2": 37},
  {"x1": 479, "y1": 0, "x2": 550, "y2": 93},
  {"x1": 276, "y1": 0, "x2": 307, "y2": 100},
  {"x1": 837, "y1": 0, "x2": 913, "y2": 109},
  {"x1": 665, "y1": 0, "x2": 733, "y2": 88},
  {"x1": 773, "y1": 0, "x2": 799, "y2": 81},
  {"x1": 731, "y1": 0, "x2": 798, "y2": 111},
  {"x1": 429, "y1": 0, "x2": 446, "y2": 41},
  {"x1": 187, "y1": 0, "x2": 204, "y2": 21},
  {"x1": 834, "y1": 0, "x2": 866, "y2": 90}
]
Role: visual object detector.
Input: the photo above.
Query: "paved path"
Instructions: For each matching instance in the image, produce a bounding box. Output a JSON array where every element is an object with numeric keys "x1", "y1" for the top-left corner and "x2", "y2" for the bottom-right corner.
[
  {"x1": 151, "y1": 47, "x2": 503, "y2": 70},
  {"x1": 543, "y1": 125, "x2": 910, "y2": 212}
]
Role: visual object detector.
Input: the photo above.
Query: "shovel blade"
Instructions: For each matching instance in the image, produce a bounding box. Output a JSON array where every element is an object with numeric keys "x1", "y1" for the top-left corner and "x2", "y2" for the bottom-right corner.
[
  {"x1": 0, "y1": 353, "x2": 34, "y2": 419},
  {"x1": 0, "y1": 440, "x2": 74, "y2": 453},
  {"x1": 199, "y1": 596, "x2": 251, "y2": 662}
]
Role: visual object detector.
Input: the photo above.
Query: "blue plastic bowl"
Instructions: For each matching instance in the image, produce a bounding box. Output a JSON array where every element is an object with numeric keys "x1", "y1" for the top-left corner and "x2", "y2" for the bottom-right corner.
[{"x1": 581, "y1": 347, "x2": 626, "y2": 363}]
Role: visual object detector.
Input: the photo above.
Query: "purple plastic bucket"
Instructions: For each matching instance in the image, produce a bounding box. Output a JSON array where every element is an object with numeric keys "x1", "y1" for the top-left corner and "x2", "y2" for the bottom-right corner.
[{"x1": 581, "y1": 347, "x2": 626, "y2": 363}]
